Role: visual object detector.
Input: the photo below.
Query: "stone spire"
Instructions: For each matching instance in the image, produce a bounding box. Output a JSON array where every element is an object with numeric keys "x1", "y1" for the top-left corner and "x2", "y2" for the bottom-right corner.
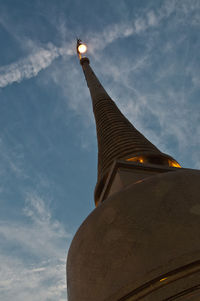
[
  {"x1": 67, "y1": 42, "x2": 199, "y2": 301},
  {"x1": 80, "y1": 57, "x2": 180, "y2": 205}
]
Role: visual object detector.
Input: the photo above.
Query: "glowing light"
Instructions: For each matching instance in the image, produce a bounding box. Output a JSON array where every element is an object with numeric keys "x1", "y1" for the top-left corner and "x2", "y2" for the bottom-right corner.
[
  {"x1": 160, "y1": 277, "x2": 167, "y2": 282},
  {"x1": 127, "y1": 156, "x2": 144, "y2": 164},
  {"x1": 168, "y1": 160, "x2": 181, "y2": 168},
  {"x1": 126, "y1": 156, "x2": 181, "y2": 168},
  {"x1": 78, "y1": 44, "x2": 87, "y2": 54}
]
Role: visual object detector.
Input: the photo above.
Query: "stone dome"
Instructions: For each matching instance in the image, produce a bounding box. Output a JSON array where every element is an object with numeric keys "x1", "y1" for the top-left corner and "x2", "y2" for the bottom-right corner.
[{"x1": 67, "y1": 169, "x2": 200, "y2": 301}]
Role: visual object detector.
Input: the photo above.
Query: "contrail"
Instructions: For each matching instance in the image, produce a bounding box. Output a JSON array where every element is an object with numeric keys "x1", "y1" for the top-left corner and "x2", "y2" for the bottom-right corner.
[
  {"x1": 0, "y1": 43, "x2": 73, "y2": 88},
  {"x1": 0, "y1": 8, "x2": 161, "y2": 89}
]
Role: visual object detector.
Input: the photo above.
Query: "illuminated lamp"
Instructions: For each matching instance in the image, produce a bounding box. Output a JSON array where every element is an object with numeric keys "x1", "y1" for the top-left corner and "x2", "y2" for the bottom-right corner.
[
  {"x1": 126, "y1": 156, "x2": 181, "y2": 168},
  {"x1": 77, "y1": 39, "x2": 87, "y2": 59}
]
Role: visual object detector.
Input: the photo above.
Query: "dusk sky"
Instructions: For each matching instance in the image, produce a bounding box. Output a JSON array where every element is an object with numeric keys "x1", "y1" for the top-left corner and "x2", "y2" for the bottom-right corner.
[{"x1": 0, "y1": 0, "x2": 200, "y2": 300}]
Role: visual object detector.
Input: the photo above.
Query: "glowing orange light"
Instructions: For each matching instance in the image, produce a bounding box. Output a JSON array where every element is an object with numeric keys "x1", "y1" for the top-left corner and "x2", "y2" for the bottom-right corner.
[
  {"x1": 168, "y1": 160, "x2": 181, "y2": 168},
  {"x1": 78, "y1": 44, "x2": 87, "y2": 54},
  {"x1": 127, "y1": 156, "x2": 144, "y2": 164},
  {"x1": 126, "y1": 156, "x2": 181, "y2": 168},
  {"x1": 160, "y1": 277, "x2": 167, "y2": 282}
]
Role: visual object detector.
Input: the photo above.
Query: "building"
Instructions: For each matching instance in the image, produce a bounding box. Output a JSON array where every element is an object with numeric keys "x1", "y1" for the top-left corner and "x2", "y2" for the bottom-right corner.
[{"x1": 66, "y1": 41, "x2": 200, "y2": 301}]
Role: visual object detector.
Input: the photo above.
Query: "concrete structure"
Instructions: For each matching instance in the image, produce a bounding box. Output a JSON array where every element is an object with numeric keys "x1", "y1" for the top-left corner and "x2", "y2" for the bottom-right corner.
[{"x1": 67, "y1": 51, "x2": 200, "y2": 300}]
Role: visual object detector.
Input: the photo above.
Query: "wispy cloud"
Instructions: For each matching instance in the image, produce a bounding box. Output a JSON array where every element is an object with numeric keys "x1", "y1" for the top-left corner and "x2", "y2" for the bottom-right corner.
[
  {"x1": 0, "y1": 138, "x2": 25, "y2": 179},
  {"x1": 86, "y1": 10, "x2": 159, "y2": 55},
  {"x1": 0, "y1": 0, "x2": 176, "y2": 89},
  {"x1": 1, "y1": 0, "x2": 200, "y2": 91},
  {"x1": 0, "y1": 194, "x2": 70, "y2": 301},
  {"x1": 45, "y1": 0, "x2": 200, "y2": 162},
  {"x1": 0, "y1": 42, "x2": 74, "y2": 88},
  {"x1": 0, "y1": 0, "x2": 199, "y2": 164}
]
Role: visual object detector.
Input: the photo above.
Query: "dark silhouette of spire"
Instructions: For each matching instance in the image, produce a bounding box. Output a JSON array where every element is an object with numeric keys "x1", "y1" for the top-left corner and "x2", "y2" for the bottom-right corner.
[{"x1": 80, "y1": 57, "x2": 180, "y2": 205}]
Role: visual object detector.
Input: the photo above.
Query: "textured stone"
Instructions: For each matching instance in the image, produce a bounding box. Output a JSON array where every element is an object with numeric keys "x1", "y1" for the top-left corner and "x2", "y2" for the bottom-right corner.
[{"x1": 67, "y1": 169, "x2": 200, "y2": 301}]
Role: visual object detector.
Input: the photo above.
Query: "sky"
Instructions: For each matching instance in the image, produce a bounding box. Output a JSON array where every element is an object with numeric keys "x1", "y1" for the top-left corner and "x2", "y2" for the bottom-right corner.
[{"x1": 0, "y1": 0, "x2": 200, "y2": 300}]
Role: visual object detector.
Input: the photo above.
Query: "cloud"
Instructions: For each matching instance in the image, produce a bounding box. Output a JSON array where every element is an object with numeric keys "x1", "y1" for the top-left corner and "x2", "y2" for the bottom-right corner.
[
  {"x1": 0, "y1": 0, "x2": 199, "y2": 91},
  {"x1": 0, "y1": 138, "x2": 25, "y2": 179},
  {"x1": 45, "y1": 0, "x2": 200, "y2": 163},
  {"x1": 0, "y1": 255, "x2": 67, "y2": 301},
  {"x1": 0, "y1": 0, "x2": 199, "y2": 164},
  {"x1": 0, "y1": 194, "x2": 70, "y2": 301},
  {"x1": 86, "y1": 13, "x2": 156, "y2": 55},
  {"x1": 0, "y1": 1, "x2": 171, "y2": 89},
  {"x1": 0, "y1": 42, "x2": 74, "y2": 88},
  {"x1": 147, "y1": 10, "x2": 158, "y2": 26}
]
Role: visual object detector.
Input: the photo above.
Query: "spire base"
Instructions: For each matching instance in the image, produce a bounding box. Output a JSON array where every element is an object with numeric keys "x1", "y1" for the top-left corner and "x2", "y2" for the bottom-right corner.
[{"x1": 94, "y1": 157, "x2": 182, "y2": 206}]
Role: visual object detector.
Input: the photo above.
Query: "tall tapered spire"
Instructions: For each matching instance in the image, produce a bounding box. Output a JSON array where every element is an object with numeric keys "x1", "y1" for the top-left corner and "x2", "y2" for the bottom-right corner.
[
  {"x1": 80, "y1": 57, "x2": 180, "y2": 205},
  {"x1": 78, "y1": 47, "x2": 180, "y2": 205}
]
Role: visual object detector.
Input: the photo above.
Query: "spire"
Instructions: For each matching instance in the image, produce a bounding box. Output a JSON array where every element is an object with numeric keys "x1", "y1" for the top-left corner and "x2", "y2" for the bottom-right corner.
[{"x1": 78, "y1": 49, "x2": 180, "y2": 205}]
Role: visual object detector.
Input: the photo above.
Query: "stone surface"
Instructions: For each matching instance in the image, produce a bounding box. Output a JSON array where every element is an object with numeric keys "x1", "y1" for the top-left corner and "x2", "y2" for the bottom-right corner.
[
  {"x1": 99, "y1": 160, "x2": 182, "y2": 203},
  {"x1": 67, "y1": 169, "x2": 200, "y2": 301}
]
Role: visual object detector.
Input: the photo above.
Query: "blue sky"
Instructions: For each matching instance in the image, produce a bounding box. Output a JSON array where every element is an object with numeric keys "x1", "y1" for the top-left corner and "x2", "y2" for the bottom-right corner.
[{"x1": 0, "y1": 0, "x2": 200, "y2": 300}]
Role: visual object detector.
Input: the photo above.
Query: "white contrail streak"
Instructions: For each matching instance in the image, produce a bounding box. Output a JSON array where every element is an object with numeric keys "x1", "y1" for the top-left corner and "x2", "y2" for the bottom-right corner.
[
  {"x1": 0, "y1": 43, "x2": 72, "y2": 88},
  {"x1": 0, "y1": 4, "x2": 168, "y2": 89}
]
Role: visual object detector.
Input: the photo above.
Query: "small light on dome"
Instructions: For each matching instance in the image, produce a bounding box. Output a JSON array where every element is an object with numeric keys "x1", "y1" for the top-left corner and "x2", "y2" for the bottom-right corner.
[
  {"x1": 160, "y1": 277, "x2": 167, "y2": 282},
  {"x1": 78, "y1": 43, "x2": 87, "y2": 54}
]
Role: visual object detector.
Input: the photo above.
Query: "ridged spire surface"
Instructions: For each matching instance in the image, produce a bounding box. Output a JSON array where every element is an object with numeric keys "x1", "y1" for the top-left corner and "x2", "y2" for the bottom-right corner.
[{"x1": 80, "y1": 57, "x2": 178, "y2": 204}]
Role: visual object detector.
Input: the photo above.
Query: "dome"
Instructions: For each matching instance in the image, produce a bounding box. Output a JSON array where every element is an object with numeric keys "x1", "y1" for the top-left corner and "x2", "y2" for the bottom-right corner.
[{"x1": 67, "y1": 169, "x2": 200, "y2": 301}]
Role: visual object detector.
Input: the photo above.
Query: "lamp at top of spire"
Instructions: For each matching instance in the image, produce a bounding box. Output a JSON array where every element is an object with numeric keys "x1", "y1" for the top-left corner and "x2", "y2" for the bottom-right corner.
[{"x1": 77, "y1": 39, "x2": 87, "y2": 59}]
